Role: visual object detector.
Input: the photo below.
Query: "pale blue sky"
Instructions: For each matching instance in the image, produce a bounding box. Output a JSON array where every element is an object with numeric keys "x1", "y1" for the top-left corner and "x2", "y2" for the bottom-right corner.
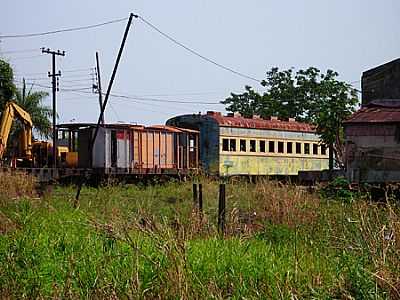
[{"x1": 1, "y1": 0, "x2": 399, "y2": 125}]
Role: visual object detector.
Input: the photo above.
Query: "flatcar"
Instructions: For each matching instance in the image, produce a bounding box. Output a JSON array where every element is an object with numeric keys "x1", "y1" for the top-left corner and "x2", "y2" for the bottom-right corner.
[{"x1": 167, "y1": 111, "x2": 329, "y2": 177}]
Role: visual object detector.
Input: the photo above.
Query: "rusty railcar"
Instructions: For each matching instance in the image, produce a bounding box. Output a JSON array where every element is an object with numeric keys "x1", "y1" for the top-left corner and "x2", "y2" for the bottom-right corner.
[
  {"x1": 167, "y1": 112, "x2": 329, "y2": 177},
  {"x1": 58, "y1": 123, "x2": 199, "y2": 177},
  {"x1": 344, "y1": 100, "x2": 400, "y2": 183}
]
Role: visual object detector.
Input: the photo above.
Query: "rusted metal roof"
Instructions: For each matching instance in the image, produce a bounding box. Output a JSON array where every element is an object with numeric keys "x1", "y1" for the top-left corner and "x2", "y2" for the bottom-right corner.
[
  {"x1": 147, "y1": 125, "x2": 198, "y2": 133},
  {"x1": 57, "y1": 123, "x2": 145, "y2": 129},
  {"x1": 205, "y1": 111, "x2": 315, "y2": 132},
  {"x1": 344, "y1": 100, "x2": 400, "y2": 124}
]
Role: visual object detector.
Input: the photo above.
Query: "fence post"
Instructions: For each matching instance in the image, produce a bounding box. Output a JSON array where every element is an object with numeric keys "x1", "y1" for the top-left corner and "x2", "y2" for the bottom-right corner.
[
  {"x1": 193, "y1": 183, "x2": 198, "y2": 203},
  {"x1": 198, "y1": 183, "x2": 203, "y2": 213},
  {"x1": 218, "y1": 183, "x2": 226, "y2": 234}
]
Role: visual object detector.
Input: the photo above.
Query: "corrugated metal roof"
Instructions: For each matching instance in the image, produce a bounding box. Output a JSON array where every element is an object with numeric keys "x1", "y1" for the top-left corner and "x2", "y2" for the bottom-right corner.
[
  {"x1": 344, "y1": 100, "x2": 400, "y2": 124},
  {"x1": 205, "y1": 111, "x2": 315, "y2": 133}
]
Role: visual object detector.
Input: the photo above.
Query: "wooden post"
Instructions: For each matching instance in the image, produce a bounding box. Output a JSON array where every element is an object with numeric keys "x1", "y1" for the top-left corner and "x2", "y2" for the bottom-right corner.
[
  {"x1": 193, "y1": 183, "x2": 198, "y2": 203},
  {"x1": 218, "y1": 183, "x2": 226, "y2": 234},
  {"x1": 198, "y1": 183, "x2": 203, "y2": 213}
]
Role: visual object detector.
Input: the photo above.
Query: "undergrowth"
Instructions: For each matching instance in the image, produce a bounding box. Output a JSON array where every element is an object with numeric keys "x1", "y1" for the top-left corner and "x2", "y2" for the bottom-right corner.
[{"x1": 0, "y1": 175, "x2": 399, "y2": 299}]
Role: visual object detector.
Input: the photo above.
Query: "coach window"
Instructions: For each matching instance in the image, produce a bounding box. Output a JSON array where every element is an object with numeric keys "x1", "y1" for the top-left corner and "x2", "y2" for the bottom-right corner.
[
  {"x1": 287, "y1": 142, "x2": 293, "y2": 154},
  {"x1": 222, "y1": 139, "x2": 229, "y2": 151},
  {"x1": 296, "y1": 142, "x2": 302, "y2": 154},
  {"x1": 304, "y1": 143, "x2": 310, "y2": 155},
  {"x1": 268, "y1": 141, "x2": 275, "y2": 153},
  {"x1": 230, "y1": 139, "x2": 237, "y2": 152},
  {"x1": 321, "y1": 144, "x2": 327, "y2": 155},
  {"x1": 278, "y1": 141, "x2": 284, "y2": 153},
  {"x1": 250, "y1": 140, "x2": 256, "y2": 152},
  {"x1": 259, "y1": 140, "x2": 266, "y2": 153},
  {"x1": 240, "y1": 139, "x2": 247, "y2": 152},
  {"x1": 313, "y1": 143, "x2": 319, "y2": 155}
]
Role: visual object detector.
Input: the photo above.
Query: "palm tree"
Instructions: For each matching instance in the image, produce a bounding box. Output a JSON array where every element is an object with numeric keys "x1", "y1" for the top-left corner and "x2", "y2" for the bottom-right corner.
[{"x1": 14, "y1": 82, "x2": 52, "y2": 139}]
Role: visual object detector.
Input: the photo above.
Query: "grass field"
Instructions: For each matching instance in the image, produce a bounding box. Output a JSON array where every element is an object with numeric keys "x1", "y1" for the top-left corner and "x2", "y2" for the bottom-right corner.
[{"x1": 0, "y1": 173, "x2": 399, "y2": 299}]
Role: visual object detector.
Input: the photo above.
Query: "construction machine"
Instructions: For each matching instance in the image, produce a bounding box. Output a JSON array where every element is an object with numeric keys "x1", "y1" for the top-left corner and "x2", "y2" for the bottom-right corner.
[
  {"x1": 0, "y1": 101, "x2": 76, "y2": 168},
  {"x1": 0, "y1": 101, "x2": 33, "y2": 166}
]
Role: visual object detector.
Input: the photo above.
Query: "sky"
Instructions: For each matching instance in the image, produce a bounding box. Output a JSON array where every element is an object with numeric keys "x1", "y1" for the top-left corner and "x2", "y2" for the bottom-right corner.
[{"x1": 1, "y1": 0, "x2": 399, "y2": 125}]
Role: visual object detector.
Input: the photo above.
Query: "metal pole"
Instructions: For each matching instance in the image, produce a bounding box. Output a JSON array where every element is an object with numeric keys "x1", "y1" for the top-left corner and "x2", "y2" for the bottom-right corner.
[
  {"x1": 75, "y1": 14, "x2": 136, "y2": 202},
  {"x1": 52, "y1": 53, "x2": 56, "y2": 168},
  {"x1": 90, "y1": 13, "x2": 137, "y2": 149},
  {"x1": 42, "y1": 48, "x2": 65, "y2": 169},
  {"x1": 95, "y1": 52, "x2": 104, "y2": 125}
]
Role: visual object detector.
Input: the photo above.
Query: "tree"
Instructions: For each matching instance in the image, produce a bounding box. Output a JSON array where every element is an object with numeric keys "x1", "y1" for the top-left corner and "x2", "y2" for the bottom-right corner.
[
  {"x1": 15, "y1": 82, "x2": 51, "y2": 138},
  {"x1": 0, "y1": 58, "x2": 51, "y2": 140},
  {"x1": 0, "y1": 59, "x2": 16, "y2": 110},
  {"x1": 221, "y1": 67, "x2": 359, "y2": 167}
]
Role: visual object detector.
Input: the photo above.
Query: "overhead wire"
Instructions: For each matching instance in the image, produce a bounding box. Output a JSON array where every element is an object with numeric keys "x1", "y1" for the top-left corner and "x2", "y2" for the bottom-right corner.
[
  {"x1": 0, "y1": 17, "x2": 128, "y2": 39},
  {"x1": 136, "y1": 15, "x2": 261, "y2": 83},
  {"x1": 0, "y1": 48, "x2": 40, "y2": 54},
  {"x1": 2, "y1": 13, "x2": 260, "y2": 84},
  {"x1": 2, "y1": 54, "x2": 45, "y2": 61}
]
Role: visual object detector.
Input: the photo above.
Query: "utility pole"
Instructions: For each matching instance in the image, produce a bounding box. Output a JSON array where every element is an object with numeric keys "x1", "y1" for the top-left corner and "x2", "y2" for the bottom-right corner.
[
  {"x1": 42, "y1": 48, "x2": 65, "y2": 168},
  {"x1": 95, "y1": 52, "x2": 104, "y2": 124}
]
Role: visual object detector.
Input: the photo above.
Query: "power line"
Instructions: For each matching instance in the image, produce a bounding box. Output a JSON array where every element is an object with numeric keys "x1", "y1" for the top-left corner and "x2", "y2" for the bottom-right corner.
[
  {"x1": 136, "y1": 15, "x2": 261, "y2": 83},
  {"x1": 2, "y1": 54, "x2": 45, "y2": 61},
  {"x1": 63, "y1": 68, "x2": 93, "y2": 73},
  {"x1": 0, "y1": 48, "x2": 40, "y2": 54},
  {"x1": 0, "y1": 17, "x2": 128, "y2": 39},
  {"x1": 15, "y1": 67, "x2": 92, "y2": 76},
  {"x1": 109, "y1": 92, "x2": 223, "y2": 105},
  {"x1": 22, "y1": 81, "x2": 225, "y2": 105}
]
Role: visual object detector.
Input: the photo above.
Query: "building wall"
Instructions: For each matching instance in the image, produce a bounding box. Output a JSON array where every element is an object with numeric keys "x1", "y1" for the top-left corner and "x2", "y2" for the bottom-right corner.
[
  {"x1": 345, "y1": 123, "x2": 400, "y2": 183},
  {"x1": 362, "y1": 58, "x2": 400, "y2": 106}
]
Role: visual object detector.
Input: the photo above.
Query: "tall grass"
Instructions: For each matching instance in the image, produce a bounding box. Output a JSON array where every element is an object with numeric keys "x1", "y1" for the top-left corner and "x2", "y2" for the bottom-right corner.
[{"x1": 0, "y1": 175, "x2": 399, "y2": 298}]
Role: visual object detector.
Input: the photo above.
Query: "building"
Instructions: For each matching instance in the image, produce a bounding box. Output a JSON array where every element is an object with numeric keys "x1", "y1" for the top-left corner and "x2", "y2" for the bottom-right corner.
[
  {"x1": 362, "y1": 58, "x2": 400, "y2": 106},
  {"x1": 344, "y1": 100, "x2": 400, "y2": 183},
  {"x1": 167, "y1": 112, "x2": 329, "y2": 176}
]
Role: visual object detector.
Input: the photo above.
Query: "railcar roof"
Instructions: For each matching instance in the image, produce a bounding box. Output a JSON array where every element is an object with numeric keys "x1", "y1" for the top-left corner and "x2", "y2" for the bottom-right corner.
[
  {"x1": 204, "y1": 111, "x2": 315, "y2": 133},
  {"x1": 57, "y1": 123, "x2": 197, "y2": 133}
]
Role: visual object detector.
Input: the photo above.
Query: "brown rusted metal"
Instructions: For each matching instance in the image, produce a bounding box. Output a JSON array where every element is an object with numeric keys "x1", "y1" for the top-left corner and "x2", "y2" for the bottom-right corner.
[
  {"x1": 345, "y1": 107, "x2": 400, "y2": 123},
  {"x1": 205, "y1": 111, "x2": 315, "y2": 132}
]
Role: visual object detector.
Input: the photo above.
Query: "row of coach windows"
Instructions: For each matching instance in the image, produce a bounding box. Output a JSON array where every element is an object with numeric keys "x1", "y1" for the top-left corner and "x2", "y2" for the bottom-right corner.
[{"x1": 222, "y1": 138, "x2": 327, "y2": 156}]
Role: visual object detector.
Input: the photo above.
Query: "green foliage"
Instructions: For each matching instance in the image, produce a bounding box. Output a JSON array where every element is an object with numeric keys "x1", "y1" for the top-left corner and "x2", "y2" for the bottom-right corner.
[
  {"x1": 319, "y1": 176, "x2": 356, "y2": 202},
  {"x1": 0, "y1": 59, "x2": 16, "y2": 110},
  {"x1": 221, "y1": 67, "x2": 359, "y2": 166},
  {"x1": 14, "y1": 86, "x2": 51, "y2": 139},
  {"x1": 0, "y1": 58, "x2": 51, "y2": 142}
]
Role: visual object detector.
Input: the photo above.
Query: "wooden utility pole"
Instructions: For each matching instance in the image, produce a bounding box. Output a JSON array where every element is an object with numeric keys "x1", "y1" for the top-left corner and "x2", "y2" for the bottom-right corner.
[
  {"x1": 42, "y1": 48, "x2": 65, "y2": 168},
  {"x1": 95, "y1": 52, "x2": 104, "y2": 124}
]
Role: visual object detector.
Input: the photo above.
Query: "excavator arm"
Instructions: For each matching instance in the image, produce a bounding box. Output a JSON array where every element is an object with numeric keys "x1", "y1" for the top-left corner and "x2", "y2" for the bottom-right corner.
[{"x1": 0, "y1": 102, "x2": 33, "y2": 160}]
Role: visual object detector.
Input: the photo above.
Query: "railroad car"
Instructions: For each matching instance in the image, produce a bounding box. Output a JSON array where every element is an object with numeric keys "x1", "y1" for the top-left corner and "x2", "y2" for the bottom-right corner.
[
  {"x1": 57, "y1": 123, "x2": 199, "y2": 176},
  {"x1": 167, "y1": 111, "x2": 329, "y2": 177}
]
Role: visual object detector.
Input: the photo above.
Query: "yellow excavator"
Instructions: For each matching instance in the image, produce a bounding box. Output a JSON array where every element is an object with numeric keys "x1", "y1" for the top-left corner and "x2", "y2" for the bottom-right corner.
[
  {"x1": 0, "y1": 101, "x2": 33, "y2": 166},
  {"x1": 0, "y1": 101, "x2": 73, "y2": 168}
]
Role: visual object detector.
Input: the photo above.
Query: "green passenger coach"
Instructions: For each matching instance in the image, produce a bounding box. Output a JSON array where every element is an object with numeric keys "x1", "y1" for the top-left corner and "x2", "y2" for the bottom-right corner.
[{"x1": 167, "y1": 111, "x2": 329, "y2": 177}]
